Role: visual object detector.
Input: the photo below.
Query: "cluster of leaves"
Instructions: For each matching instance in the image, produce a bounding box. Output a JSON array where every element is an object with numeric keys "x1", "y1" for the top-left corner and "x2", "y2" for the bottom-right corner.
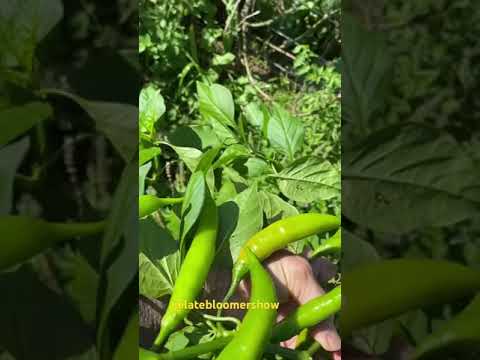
[
  {"x1": 384, "y1": 0, "x2": 480, "y2": 134},
  {"x1": 139, "y1": 1, "x2": 342, "y2": 356},
  {"x1": 139, "y1": 82, "x2": 340, "y2": 351},
  {"x1": 343, "y1": 2, "x2": 480, "y2": 357},
  {"x1": 1, "y1": 1, "x2": 139, "y2": 359}
]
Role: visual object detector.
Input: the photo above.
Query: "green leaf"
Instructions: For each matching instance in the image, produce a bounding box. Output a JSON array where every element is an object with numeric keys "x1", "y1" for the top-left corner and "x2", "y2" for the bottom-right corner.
[
  {"x1": 139, "y1": 218, "x2": 180, "y2": 298},
  {"x1": 139, "y1": 86, "x2": 165, "y2": 136},
  {"x1": 54, "y1": 249, "x2": 99, "y2": 326},
  {"x1": 0, "y1": 0, "x2": 63, "y2": 81},
  {"x1": 228, "y1": 186, "x2": 263, "y2": 261},
  {"x1": 139, "y1": 147, "x2": 161, "y2": 166},
  {"x1": 197, "y1": 82, "x2": 235, "y2": 128},
  {"x1": 97, "y1": 162, "x2": 138, "y2": 357},
  {"x1": 180, "y1": 172, "x2": 206, "y2": 248},
  {"x1": 267, "y1": 104, "x2": 304, "y2": 160},
  {"x1": 342, "y1": 14, "x2": 391, "y2": 138},
  {"x1": 259, "y1": 192, "x2": 298, "y2": 220},
  {"x1": 162, "y1": 143, "x2": 203, "y2": 173},
  {"x1": 244, "y1": 102, "x2": 267, "y2": 128},
  {"x1": 213, "y1": 144, "x2": 250, "y2": 169},
  {"x1": 343, "y1": 123, "x2": 480, "y2": 233},
  {"x1": 342, "y1": 230, "x2": 379, "y2": 272},
  {"x1": 197, "y1": 146, "x2": 222, "y2": 173},
  {"x1": 0, "y1": 0, "x2": 63, "y2": 43},
  {"x1": 0, "y1": 102, "x2": 52, "y2": 147},
  {"x1": 277, "y1": 158, "x2": 340, "y2": 202},
  {"x1": 212, "y1": 52, "x2": 235, "y2": 66},
  {"x1": 0, "y1": 138, "x2": 29, "y2": 215},
  {"x1": 245, "y1": 158, "x2": 272, "y2": 178},
  {"x1": 41, "y1": 89, "x2": 137, "y2": 162},
  {"x1": 139, "y1": 162, "x2": 151, "y2": 195}
]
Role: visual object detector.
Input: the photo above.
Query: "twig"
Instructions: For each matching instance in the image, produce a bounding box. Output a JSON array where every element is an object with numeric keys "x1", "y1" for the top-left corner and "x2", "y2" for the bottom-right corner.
[
  {"x1": 247, "y1": 18, "x2": 274, "y2": 28},
  {"x1": 224, "y1": 0, "x2": 242, "y2": 33},
  {"x1": 240, "y1": 0, "x2": 272, "y2": 101},
  {"x1": 238, "y1": 10, "x2": 260, "y2": 28},
  {"x1": 242, "y1": 54, "x2": 272, "y2": 101},
  {"x1": 254, "y1": 36, "x2": 296, "y2": 60}
]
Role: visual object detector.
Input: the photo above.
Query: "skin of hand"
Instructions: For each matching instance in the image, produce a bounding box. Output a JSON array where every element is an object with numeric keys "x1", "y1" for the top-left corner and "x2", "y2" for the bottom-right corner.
[{"x1": 203, "y1": 250, "x2": 341, "y2": 360}]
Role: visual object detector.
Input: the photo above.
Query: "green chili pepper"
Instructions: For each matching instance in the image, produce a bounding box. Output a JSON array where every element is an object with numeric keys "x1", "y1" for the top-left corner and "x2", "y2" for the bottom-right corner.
[
  {"x1": 153, "y1": 287, "x2": 341, "y2": 358},
  {"x1": 139, "y1": 195, "x2": 183, "y2": 218},
  {"x1": 113, "y1": 307, "x2": 139, "y2": 360},
  {"x1": 222, "y1": 213, "x2": 340, "y2": 307},
  {"x1": 271, "y1": 285, "x2": 341, "y2": 342},
  {"x1": 0, "y1": 215, "x2": 105, "y2": 271},
  {"x1": 153, "y1": 194, "x2": 218, "y2": 348},
  {"x1": 309, "y1": 229, "x2": 341, "y2": 258},
  {"x1": 341, "y1": 259, "x2": 480, "y2": 336},
  {"x1": 413, "y1": 293, "x2": 480, "y2": 359},
  {"x1": 216, "y1": 249, "x2": 278, "y2": 360}
]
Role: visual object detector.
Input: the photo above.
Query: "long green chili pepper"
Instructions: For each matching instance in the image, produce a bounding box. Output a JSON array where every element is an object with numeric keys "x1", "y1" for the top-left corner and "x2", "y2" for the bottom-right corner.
[
  {"x1": 151, "y1": 287, "x2": 341, "y2": 358},
  {"x1": 139, "y1": 195, "x2": 183, "y2": 218},
  {"x1": 309, "y1": 229, "x2": 341, "y2": 259},
  {"x1": 341, "y1": 259, "x2": 480, "y2": 336},
  {"x1": 153, "y1": 195, "x2": 218, "y2": 349},
  {"x1": 0, "y1": 215, "x2": 105, "y2": 271},
  {"x1": 216, "y1": 249, "x2": 278, "y2": 360},
  {"x1": 222, "y1": 213, "x2": 340, "y2": 308},
  {"x1": 271, "y1": 285, "x2": 341, "y2": 342},
  {"x1": 413, "y1": 293, "x2": 480, "y2": 359}
]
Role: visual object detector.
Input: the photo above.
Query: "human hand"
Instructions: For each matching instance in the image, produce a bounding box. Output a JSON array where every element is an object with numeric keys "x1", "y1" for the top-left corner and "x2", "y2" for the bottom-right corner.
[
  {"x1": 203, "y1": 249, "x2": 341, "y2": 359},
  {"x1": 237, "y1": 250, "x2": 341, "y2": 359}
]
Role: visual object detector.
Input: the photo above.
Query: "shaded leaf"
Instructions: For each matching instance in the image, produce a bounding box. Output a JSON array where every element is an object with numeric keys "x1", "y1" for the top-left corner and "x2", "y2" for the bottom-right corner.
[{"x1": 0, "y1": 102, "x2": 52, "y2": 147}]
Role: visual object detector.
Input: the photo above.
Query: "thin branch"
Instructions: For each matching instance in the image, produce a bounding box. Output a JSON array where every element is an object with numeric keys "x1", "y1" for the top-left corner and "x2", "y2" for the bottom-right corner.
[
  {"x1": 224, "y1": 0, "x2": 242, "y2": 33},
  {"x1": 238, "y1": 10, "x2": 260, "y2": 28},
  {"x1": 254, "y1": 36, "x2": 296, "y2": 60},
  {"x1": 240, "y1": 0, "x2": 272, "y2": 102}
]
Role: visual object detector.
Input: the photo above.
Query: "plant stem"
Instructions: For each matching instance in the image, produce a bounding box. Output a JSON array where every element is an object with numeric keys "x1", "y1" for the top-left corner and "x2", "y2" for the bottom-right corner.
[{"x1": 157, "y1": 336, "x2": 232, "y2": 360}]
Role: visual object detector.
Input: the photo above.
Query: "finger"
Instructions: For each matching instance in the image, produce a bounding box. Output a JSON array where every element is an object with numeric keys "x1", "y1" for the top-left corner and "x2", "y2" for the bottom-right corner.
[
  {"x1": 332, "y1": 350, "x2": 342, "y2": 360},
  {"x1": 280, "y1": 336, "x2": 297, "y2": 349},
  {"x1": 310, "y1": 319, "x2": 341, "y2": 352},
  {"x1": 264, "y1": 250, "x2": 296, "y2": 303},
  {"x1": 282, "y1": 258, "x2": 340, "y2": 352}
]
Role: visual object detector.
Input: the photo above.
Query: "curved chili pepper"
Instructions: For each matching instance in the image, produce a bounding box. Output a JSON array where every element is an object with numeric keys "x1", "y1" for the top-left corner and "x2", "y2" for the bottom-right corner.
[
  {"x1": 139, "y1": 195, "x2": 183, "y2": 218},
  {"x1": 341, "y1": 259, "x2": 480, "y2": 336},
  {"x1": 216, "y1": 249, "x2": 278, "y2": 360},
  {"x1": 152, "y1": 286, "x2": 341, "y2": 358},
  {"x1": 271, "y1": 285, "x2": 341, "y2": 342},
  {"x1": 153, "y1": 194, "x2": 218, "y2": 348},
  {"x1": 413, "y1": 293, "x2": 480, "y2": 359},
  {"x1": 0, "y1": 215, "x2": 105, "y2": 271},
  {"x1": 222, "y1": 213, "x2": 340, "y2": 307}
]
